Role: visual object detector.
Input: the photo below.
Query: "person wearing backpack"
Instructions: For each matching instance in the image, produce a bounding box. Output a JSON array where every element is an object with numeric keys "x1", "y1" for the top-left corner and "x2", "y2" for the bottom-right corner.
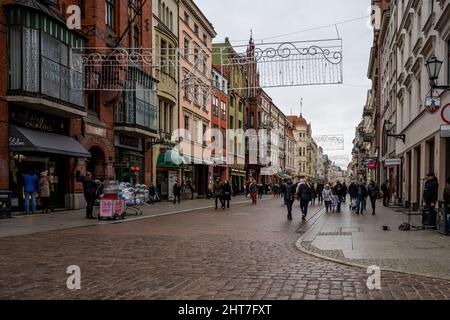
[{"x1": 367, "y1": 180, "x2": 379, "y2": 215}]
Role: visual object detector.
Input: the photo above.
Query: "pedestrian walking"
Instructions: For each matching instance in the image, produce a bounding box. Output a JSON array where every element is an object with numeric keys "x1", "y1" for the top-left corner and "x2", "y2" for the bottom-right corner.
[
  {"x1": 349, "y1": 181, "x2": 358, "y2": 203},
  {"x1": 317, "y1": 183, "x2": 324, "y2": 204},
  {"x1": 310, "y1": 185, "x2": 317, "y2": 206},
  {"x1": 342, "y1": 182, "x2": 348, "y2": 203},
  {"x1": 284, "y1": 180, "x2": 295, "y2": 220},
  {"x1": 258, "y1": 183, "x2": 264, "y2": 200},
  {"x1": 222, "y1": 180, "x2": 232, "y2": 209},
  {"x1": 148, "y1": 183, "x2": 156, "y2": 205},
  {"x1": 187, "y1": 180, "x2": 195, "y2": 200},
  {"x1": 332, "y1": 181, "x2": 345, "y2": 213},
  {"x1": 250, "y1": 180, "x2": 258, "y2": 205},
  {"x1": 213, "y1": 178, "x2": 224, "y2": 210},
  {"x1": 38, "y1": 170, "x2": 51, "y2": 214},
  {"x1": 173, "y1": 180, "x2": 182, "y2": 204},
  {"x1": 75, "y1": 171, "x2": 99, "y2": 219},
  {"x1": 296, "y1": 179, "x2": 313, "y2": 220},
  {"x1": 22, "y1": 170, "x2": 38, "y2": 215},
  {"x1": 322, "y1": 184, "x2": 333, "y2": 213},
  {"x1": 355, "y1": 180, "x2": 368, "y2": 215},
  {"x1": 381, "y1": 180, "x2": 390, "y2": 207},
  {"x1": 367, "y1": 180, "x2": 379, "y2": 215}
]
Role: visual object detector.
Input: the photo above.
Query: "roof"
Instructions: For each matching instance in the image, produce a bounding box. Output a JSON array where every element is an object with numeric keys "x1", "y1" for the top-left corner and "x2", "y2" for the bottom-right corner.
[{"x1": 287, "y1": 115, "x2": 308, "y2": 126}]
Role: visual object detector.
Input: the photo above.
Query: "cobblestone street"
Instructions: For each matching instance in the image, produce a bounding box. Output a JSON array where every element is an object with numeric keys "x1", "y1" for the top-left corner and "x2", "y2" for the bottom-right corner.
[{"x1": 1, "y1": 198, "x2": 450, "y2": 300}]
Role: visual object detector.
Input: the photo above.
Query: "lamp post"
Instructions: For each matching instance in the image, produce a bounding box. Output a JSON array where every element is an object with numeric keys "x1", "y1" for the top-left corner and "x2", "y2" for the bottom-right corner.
[
  {"x1": 426, "y1": 56, "x2": 450, "y2": 91},
  {"x1": 383, "y1": 120, "x2": 405, "y2": 143}
]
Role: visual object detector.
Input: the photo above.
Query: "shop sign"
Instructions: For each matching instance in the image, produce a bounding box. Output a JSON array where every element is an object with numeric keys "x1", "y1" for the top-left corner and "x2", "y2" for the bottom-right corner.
[
  {"x1": 368, "y1": 161, "x2": 377, "y2": 170},
  {"x1": 385, "y1": 158, "x2": 402, "y2": 166},
  {"x1": 86, "y1": 124, "x2": 107, "y2": 138},
  {"x1": 441, "y1": 125, "x2": 450, "y2": 138},
  {"x1": 425, "y1": 96, "x2": 440, "y2": 114},
  {"x1": 9, "y1": 108, "x2": 67, "y2": 134},
  {"x1": 9, "y1": 137, "x2": 25, "y2": 146},
  {"x1": 113, "y1": 162, "x2": 129, "y2": 169}
]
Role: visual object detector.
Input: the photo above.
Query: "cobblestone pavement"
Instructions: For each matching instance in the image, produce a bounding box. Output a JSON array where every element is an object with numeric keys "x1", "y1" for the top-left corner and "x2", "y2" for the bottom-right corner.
[{"x1": 1, "y1": 198, "x2": 450, "y2": 300}]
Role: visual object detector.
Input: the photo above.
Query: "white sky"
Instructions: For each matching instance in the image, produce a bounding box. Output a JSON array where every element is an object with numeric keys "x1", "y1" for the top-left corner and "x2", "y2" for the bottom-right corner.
[{"x1": 195, "y1": 0, "x2": 374, "y2": 169}]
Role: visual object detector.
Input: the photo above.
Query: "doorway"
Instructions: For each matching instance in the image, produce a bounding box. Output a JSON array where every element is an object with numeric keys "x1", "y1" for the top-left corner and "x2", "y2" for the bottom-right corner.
[{"x1": 87, "y1": 146, "x2": 106, "y2": 180}]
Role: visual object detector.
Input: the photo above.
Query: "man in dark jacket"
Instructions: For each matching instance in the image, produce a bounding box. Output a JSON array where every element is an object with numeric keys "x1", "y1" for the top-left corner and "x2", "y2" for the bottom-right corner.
[
  {"x1": 316, "y1": 183, "x2": 324, "y2": 204},
  {"x1": 297, "y1": 179, "x2": 312, "y2": 220},
  {"x1": 349, "y1": 181, "x2": 358, "y2": 201},
  {"x1": 355, "y1": 181, "x2": 368, "y2": 215},
  {"x1": 148, "y1": 183, "x2": 156, "y2": 205},
  {"x1": 173, "y1": 180, "x2": 182, "y2": 204},
  {"x1": 381, "y1": 180, "x2": 390, "y2": 207},
  {"x1": 213, "y1": 178, "x2": 223, "y2": 210},
  {"x1": 367, "y1": 180, "x2": 379, "y2": 215},
  {"x1": 76, "y1": 171, "x2": 99, "y2": 219},
  {"x1": 423, "y1": 173, "x2": 439, "y2": 209},
  {"x1": 284, "y1": 180, "x2": 295, "y2": 220},
  {"x1": 332, "y1": 181, "x2": 345, "y2": 213},
  {"x1": 222, "y1": 180, "x2": 232, "y2": 209}
]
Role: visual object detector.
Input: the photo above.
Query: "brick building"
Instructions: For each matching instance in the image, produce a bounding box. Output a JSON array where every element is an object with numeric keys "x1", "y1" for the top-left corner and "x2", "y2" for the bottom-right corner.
[{"x1": 2, "y1": 0, "x2": 156, "y2": 211}]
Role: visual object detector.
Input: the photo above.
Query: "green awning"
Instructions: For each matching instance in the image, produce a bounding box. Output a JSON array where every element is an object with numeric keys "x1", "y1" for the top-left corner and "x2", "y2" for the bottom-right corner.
[{"x1": 157, "y1": 149, "x2": 186, "y2": 168}]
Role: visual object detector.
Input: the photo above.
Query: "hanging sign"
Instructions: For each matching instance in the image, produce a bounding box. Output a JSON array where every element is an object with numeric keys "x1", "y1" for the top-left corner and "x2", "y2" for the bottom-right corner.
[
  {"x1": 441, "y1": 103, "x2": 450, "y2": 124},
  {"x1": 425, "y1": 96, "x2": 440, "y2": 114}
]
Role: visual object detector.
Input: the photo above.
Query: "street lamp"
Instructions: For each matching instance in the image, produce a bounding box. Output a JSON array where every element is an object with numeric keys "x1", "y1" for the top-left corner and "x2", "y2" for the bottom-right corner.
[
  {"x1": 383, "y1": 120, "x2": 405, "y2": 143},
  {"x1": 426, "y1": 56, "x2": 450, "y2": 91}
]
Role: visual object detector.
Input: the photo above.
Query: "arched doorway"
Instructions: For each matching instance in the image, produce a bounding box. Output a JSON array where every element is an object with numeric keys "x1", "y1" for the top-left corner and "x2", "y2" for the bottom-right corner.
[{"x1": 87, "y1": 146, "x2": 106, "y2": 180}]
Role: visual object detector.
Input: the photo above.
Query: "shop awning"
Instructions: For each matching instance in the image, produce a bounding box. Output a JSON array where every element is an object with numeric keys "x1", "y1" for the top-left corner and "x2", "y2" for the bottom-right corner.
[
  {"x1": 157, "y1": 149, "x2": 186, "y2": 168},
  {"x1": 8, "y1": 125, "x2": 91, "y2": 158}
]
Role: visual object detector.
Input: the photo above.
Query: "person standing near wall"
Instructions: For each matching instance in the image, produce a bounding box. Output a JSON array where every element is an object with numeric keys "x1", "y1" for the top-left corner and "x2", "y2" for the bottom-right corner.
[
  {"x1": 22, "y1": 171, "x2": 38, "y2": 215},
  {"x1": 38, "y1": 171, "x2": 51, "y2": 214}
]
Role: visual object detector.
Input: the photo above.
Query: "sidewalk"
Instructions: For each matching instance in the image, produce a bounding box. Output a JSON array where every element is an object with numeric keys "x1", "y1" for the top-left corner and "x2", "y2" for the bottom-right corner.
[
  {"x1": 0, "y1": 195, "x2": 253, "y2": 238},
  {"x1": 296, "y1": 200, "x2": 450, "y2": 280}
]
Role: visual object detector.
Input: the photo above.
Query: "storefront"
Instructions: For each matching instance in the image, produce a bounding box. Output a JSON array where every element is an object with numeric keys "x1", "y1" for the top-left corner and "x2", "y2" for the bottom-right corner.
[
  {"x1": 156, "y1": 148, "x2": 185, "y2": 200},
  {"x1": 230, "y1": 168, "x2": 246, "y2": 194},
  {"x1": 114, "y1": 134, "x2": 145, "y2": 185},
  {"x1": 8, "y1": 107, "x2": 90, "y2": 212}
]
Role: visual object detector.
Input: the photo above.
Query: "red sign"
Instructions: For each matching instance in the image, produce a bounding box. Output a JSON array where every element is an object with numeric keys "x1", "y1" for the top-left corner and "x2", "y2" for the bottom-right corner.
[
  {"x1": 160, "y1": 147, "x2": 166, "y2": 154},
  {"x1": 441, "y1": 103, "x2": 450, "y2": 124},
  {"x1": 368, "y1": 160, "x2": 377, "y2": 170}
]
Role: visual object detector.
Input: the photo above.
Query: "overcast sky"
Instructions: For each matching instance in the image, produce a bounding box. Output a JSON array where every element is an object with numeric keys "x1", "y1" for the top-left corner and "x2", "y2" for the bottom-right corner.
[{"x1": 195, "y1": 0, "x2": 374, "y2": 169}]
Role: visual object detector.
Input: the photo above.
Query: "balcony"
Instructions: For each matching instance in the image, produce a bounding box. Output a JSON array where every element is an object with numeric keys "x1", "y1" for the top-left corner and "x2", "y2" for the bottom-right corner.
[
  {"x1": 114, "y1": 68, "x2": 158, "y2": 137},
  {"x1": 6, "y1": 6, "x2": 86, "y2": 118}
]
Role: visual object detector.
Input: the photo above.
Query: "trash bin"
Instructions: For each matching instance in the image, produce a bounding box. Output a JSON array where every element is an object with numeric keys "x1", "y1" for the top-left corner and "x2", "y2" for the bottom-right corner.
[
  {"x1": 437, "y1": 201, "x2": 450, "y2": 235},
  {"x1": 0, "y1": 190, "x2": 12, "y2": 219}
]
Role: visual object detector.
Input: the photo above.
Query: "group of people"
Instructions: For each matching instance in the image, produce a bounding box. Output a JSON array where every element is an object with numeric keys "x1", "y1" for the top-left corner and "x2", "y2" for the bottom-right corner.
[{"x1": 21, "y1": 170, "x2": 52, "y2": 215}]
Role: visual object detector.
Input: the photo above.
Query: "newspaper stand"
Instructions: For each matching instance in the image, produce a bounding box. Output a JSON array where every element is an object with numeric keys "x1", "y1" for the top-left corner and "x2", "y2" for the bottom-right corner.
[{"x1": 98, "y1": 181, "x2": 126, "y2": 220}]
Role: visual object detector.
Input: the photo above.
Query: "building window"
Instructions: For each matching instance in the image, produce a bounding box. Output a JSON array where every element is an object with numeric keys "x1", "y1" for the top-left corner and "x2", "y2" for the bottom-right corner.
[
  {"x1": 194, "y1": 46, "x2": 199, "y2": 64},
  {"x1": 184, "y1": 37, "x2": 190, "y2": 58},
  {"x1": 88, "y1": 92, "x2": 98, "y2": 113},
  {"x1": 238, "y1": 120, "x2": 242, "y2": 129},
  {"x1": 169, "y1": 11, "x2": 173, "y2": 31},
  {"x1": 203, "y1": 34, "x2": 207, "y2": 44},
  {"x1": 184, "y1": 116, "x2": 190, "y2": 138},
  {"x1": 213, "y1": 96, "x2": 219, "y2": 116},
  {"x1": 133, "y1": 26, "x2": 139, "y2": 48},
  {"x1": 184, "y1": 12, "x2": 189, "y2": 25},
  {"x1": 105, "y1": 0, "x2": 115, "y2": 29},
  {"x1": 194, "y1": 24, "x2": 199, "y2": 35},
  {"x1": 229, "y1": 116, "x2": 234, "y2": 129},
  {"x1": 158, "y1": 0, "x2": 161, "y2": 18},
  {"x1": 239, "y1": 101, "x2": 243, "y2": 112},
  {"x1": 221, "y1": 101, "x2": 226, "y2": 121}
]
